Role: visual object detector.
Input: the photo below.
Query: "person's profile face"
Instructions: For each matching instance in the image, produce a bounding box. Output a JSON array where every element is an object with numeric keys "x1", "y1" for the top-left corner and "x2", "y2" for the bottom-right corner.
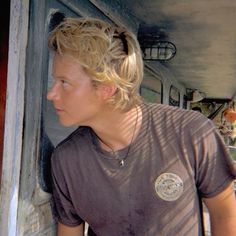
[{"x1": 47, "y1": 54, "x2": 103, "y2": 127}]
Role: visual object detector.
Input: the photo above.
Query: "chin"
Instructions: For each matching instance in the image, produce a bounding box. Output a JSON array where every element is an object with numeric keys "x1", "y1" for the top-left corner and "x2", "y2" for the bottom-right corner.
[{"x1": 59, "y1": 119, "x2": 78, "y2": 127}]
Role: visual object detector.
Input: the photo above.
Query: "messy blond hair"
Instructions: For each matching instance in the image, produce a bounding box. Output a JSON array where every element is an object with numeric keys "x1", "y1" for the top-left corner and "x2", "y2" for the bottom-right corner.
[{"x1": 48, "y1": 17, "x2": 143, "y2": 111}]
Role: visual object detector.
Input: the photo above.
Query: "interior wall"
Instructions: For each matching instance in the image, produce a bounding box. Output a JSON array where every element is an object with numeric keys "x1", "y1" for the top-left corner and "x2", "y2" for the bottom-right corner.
[{"x1": 0, "y1": 1, "x2": 10, "y2": 184}]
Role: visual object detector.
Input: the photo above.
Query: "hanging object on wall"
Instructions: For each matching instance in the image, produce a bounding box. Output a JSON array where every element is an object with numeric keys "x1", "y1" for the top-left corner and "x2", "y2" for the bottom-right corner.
[
  {"x1": 186, "y1": 89, "x2": 206, "y2": 103},
  {"x1": 141, "y1": 41, "x2": 176, "y2": 61},
  {"x1": 223, "y1": 108, "x2": 236, "y2": 123},
  {"x1": 137, "y1": 24, "x2": 176, "y2": 61}
]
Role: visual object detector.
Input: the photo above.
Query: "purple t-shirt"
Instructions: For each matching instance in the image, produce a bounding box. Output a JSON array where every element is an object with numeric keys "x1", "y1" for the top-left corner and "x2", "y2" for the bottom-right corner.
[{"x1": 51, "y1": 103, "x2": 235, "y2": 235}]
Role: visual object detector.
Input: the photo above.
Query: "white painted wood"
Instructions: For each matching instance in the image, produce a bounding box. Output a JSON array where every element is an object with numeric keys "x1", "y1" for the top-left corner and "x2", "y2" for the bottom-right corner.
[{"x1": 0, "y1": 0, "x2": 30, "y2": 236}]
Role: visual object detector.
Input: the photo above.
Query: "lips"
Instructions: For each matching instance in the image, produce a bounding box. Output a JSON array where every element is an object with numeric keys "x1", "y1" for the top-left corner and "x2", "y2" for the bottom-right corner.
[{"x1": 55, "y1": 107, "x2": 64, "y2": 113}]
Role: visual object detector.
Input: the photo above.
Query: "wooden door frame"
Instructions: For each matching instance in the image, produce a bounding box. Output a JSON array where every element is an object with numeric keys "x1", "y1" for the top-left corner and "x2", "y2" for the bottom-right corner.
[
  {"x1": 0, "y1": 1, "x2": 29, "y2": 236},
  {"x1": 0, "y1": 1, "x2": 10, "y2": 184}
]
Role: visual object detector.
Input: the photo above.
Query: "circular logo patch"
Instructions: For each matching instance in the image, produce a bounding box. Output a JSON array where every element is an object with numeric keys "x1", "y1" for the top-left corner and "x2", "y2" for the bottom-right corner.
[{"x1": 155, "y1": 173, "x2": 184, "y2": 201}]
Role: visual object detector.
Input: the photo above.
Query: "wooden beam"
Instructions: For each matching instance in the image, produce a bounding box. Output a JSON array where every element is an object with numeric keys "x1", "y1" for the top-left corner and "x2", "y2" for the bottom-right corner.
[{"x1": 89, "y1": 0, "x2": 140, "y2": 31}]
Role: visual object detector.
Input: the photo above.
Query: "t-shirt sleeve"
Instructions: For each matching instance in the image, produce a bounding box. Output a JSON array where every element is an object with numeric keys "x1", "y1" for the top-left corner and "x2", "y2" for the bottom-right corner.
[
  {"x1": 50, "y1": 149, "x2": 84, "y2": 226},
  {"x1": 192, "y1": 117, "x2": 236, "y2": 198}
]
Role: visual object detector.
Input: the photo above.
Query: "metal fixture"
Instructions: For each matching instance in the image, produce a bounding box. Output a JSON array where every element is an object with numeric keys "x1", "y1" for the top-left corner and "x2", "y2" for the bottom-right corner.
[
  {"x1": 137, "y1": 24, "x2": 176, "y2": 61},
  {"x1": 140, "y1": 41, "x2": 176, "y2": 61}
]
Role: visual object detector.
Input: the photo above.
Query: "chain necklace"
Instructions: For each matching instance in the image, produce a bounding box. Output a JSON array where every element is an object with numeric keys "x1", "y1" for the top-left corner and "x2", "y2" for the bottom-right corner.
[{"x1": 95, "y1": 107, "x2": 139, "y2": 167}]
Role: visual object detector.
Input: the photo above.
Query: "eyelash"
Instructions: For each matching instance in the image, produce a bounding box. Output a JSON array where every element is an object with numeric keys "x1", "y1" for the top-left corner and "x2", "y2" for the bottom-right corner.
[{"x1": 61, "y1": 80, "x2": 69, "y2": 86}]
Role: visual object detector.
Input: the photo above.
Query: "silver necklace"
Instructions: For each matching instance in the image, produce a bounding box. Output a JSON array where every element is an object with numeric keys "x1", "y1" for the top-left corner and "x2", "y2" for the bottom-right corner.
[{"x1": 95, "y1": 107, "x2": 139, "y2": 167}]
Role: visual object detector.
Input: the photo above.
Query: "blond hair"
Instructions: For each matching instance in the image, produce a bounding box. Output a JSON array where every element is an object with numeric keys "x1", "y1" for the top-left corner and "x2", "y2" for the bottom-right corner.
[{"x1": 48, "y1": 17, "x2": 143, "y2": 111}]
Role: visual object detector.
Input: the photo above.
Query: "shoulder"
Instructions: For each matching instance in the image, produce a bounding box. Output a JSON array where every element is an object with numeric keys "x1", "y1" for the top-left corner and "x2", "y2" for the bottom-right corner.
[
  {"x1": 57, "y1": 126, "x2": 90, "y2": 147},
  {"x1": 144, "y1": 102, "x2": 192, "y2": 118},
  {"x1": 144, "y1": 102, "x2": 211, "y2": 131},
  {"x1": 52, "y1": 126, "x2": 91, "y2": 163}
]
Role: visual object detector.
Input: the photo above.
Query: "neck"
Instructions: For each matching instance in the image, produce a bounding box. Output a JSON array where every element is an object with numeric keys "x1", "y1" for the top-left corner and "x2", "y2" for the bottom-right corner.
[{"x1": 92, "y1": 105, "x2": 142, "y2": 151}]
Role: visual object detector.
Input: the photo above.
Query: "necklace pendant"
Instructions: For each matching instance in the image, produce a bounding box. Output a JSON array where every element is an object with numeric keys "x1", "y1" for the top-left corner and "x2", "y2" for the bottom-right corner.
[{"x1": 119, "y1": 159, "x2": 125, "y2": 167}]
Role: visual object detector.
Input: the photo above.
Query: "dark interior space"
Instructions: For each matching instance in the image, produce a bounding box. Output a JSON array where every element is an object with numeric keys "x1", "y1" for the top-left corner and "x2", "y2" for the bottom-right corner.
[{"x1": 0, "y1": 0, "x2": 10, "y2": 184}]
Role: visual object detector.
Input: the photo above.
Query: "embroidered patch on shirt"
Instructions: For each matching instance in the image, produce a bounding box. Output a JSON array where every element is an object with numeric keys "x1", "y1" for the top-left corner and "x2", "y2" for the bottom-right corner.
[{"x1": 155, "y1": 173, "x2": 184, "y2": 201}]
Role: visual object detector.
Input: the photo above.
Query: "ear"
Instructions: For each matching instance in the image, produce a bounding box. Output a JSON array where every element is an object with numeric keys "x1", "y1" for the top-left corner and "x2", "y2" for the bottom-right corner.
[{"x1": 99, "y1": 84, "x2": 117, "y2": 100}]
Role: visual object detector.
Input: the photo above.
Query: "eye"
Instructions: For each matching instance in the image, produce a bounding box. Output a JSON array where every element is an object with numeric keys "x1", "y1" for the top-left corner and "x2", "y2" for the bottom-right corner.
[{"x1": 61, "y1": 79, "x2": 70, "y2": 87}]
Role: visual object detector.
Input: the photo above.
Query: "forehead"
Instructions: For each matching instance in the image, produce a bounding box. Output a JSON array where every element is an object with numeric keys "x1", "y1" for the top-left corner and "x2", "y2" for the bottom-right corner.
[
  {"x1": 53, "y1": 54, "x2": 80, "y2": 69},
  {"x1": 52, "y1": 54, "x2": 87, "y2": 78}
]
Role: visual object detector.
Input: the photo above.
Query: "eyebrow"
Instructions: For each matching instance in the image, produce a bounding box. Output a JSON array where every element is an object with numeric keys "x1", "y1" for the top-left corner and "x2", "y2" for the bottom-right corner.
[{"x1": 51, "y1": 74, "x2": 68, "y2": 79}]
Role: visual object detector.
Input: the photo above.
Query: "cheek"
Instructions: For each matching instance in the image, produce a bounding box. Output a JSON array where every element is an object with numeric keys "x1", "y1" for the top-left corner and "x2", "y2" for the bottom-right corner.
[
  {"x1": 62, "y1": 93, "x2": 87, "y2": 112},
  {"x1": 62, "y1": 84, "x2": 100, "y2": 110}
]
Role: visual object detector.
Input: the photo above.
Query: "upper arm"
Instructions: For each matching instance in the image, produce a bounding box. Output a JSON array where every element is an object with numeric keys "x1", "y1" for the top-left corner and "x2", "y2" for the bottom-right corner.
[
  {"x1": 203, "y1": 182, "x2": 236, "y2": 217},
  {"x1": 57, "y1": 222, "x2": 85, "y2": 236},
  {"x1": 51, "y1": 150, "x2": 84, "y2": 227},
  {"x1": 203, "y1": 182, "x2": 236, "y2": 235}
]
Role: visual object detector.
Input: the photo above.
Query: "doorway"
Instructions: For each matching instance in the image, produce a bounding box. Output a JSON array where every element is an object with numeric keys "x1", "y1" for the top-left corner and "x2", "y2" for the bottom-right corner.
[{"x1": 0, "y1": 1, "x2": 10, "y2": 184}]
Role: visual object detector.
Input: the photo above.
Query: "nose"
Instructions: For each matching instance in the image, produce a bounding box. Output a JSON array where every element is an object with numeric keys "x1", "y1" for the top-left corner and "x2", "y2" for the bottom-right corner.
[{"x1": 47, "y1": 83, "x2": 59, "y2": 101}]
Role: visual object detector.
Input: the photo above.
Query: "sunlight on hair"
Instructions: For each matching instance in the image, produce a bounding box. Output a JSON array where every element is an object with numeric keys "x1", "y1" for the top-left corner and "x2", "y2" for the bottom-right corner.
[{"x1": 48, "y1": 17, "x2": 144, "y2": 111}]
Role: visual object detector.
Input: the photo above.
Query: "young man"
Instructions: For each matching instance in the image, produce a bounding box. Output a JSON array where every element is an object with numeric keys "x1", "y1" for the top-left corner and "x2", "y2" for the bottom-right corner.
[{"x1": 47, "y1": 17, "x2": 236, "y2": 236}]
